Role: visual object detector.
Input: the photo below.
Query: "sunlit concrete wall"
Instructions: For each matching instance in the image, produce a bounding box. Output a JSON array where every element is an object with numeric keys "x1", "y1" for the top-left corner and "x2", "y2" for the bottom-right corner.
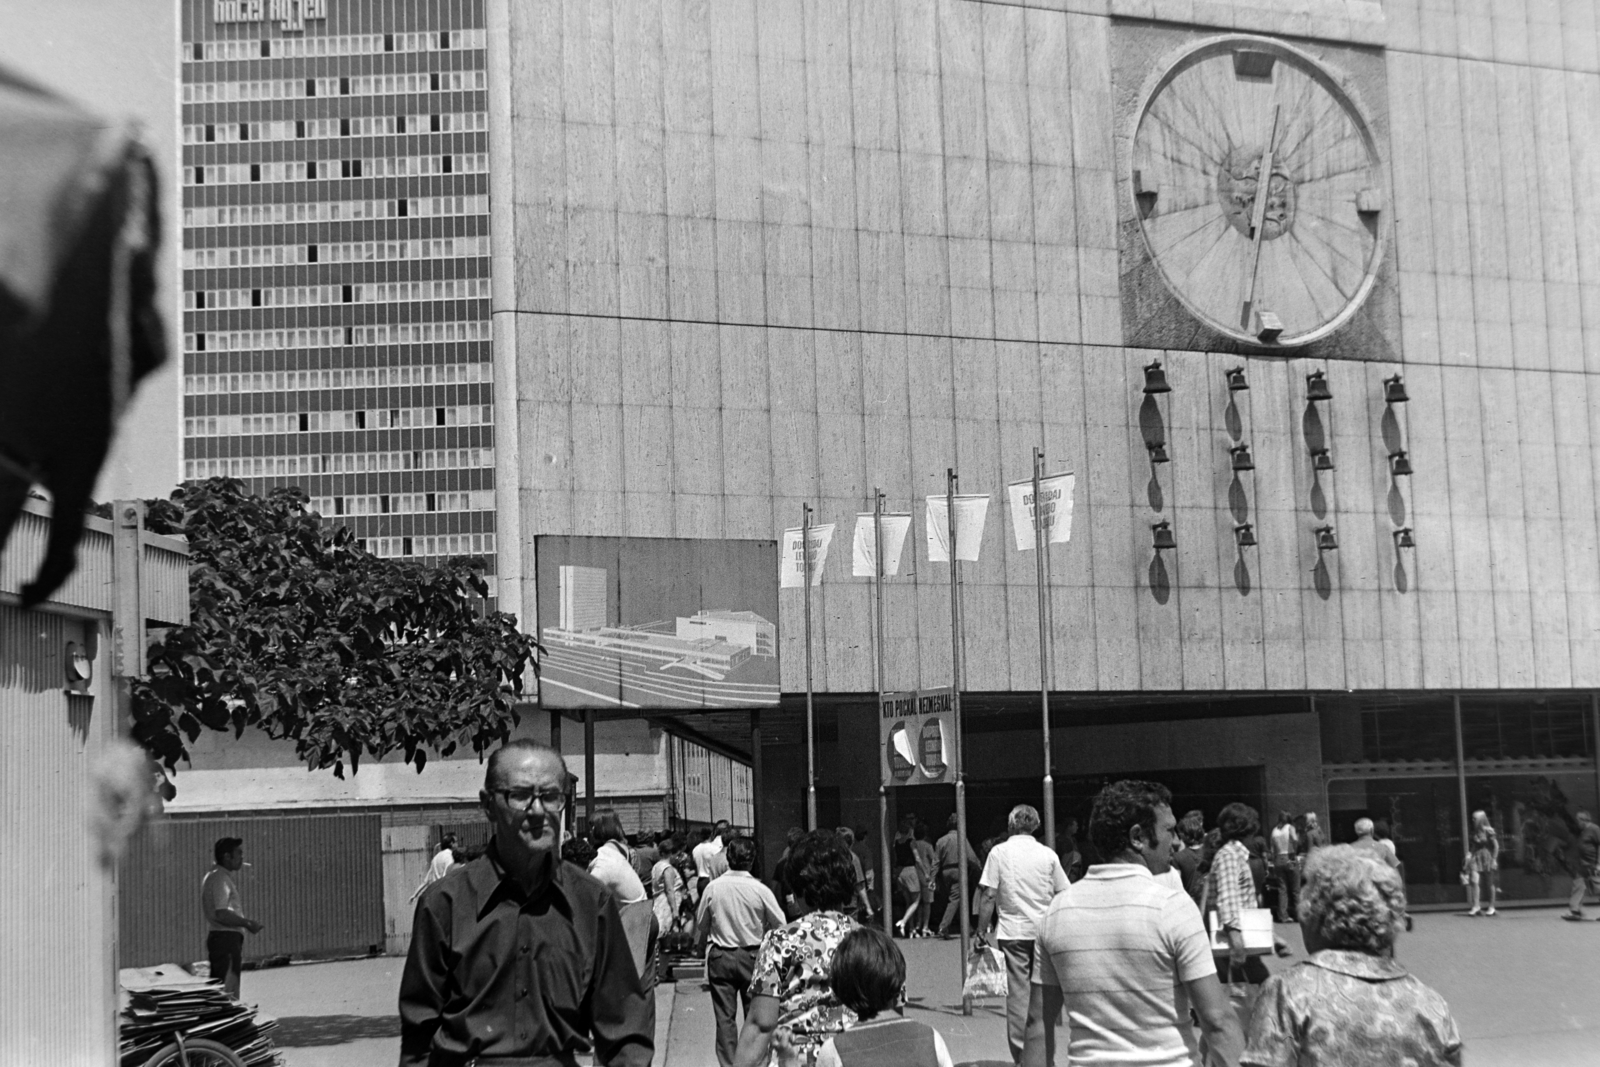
[{"x1": 490, "y1": 0, "x2": 1600, "y2": 695}]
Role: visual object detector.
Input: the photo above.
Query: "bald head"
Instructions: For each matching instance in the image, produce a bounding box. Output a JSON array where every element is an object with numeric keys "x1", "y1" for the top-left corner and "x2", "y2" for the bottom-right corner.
[{"x1": 484, "y1": 740, "x2": 567, "y2": 791}]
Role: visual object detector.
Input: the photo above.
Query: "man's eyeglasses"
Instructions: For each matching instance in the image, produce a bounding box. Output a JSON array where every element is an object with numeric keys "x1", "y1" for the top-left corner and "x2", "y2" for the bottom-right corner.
[{"x1": 492, "y1": 787, "x2": 568, "y2": 813}]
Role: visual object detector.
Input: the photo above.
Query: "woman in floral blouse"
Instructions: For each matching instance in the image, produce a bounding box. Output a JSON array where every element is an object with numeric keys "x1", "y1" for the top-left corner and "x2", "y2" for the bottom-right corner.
[
  {"x1": 734, "y1": 830, "x2": 861, "y2": 1067},
  {"x1": 1243, "y1": 845, "x2": 1462, "y2": 1066}
]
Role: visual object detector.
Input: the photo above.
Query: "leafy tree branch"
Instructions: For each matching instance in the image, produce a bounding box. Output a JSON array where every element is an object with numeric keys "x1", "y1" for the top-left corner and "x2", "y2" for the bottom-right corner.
[{"x1": 131, "y1": 478, "x2": 538, "y2": 782}]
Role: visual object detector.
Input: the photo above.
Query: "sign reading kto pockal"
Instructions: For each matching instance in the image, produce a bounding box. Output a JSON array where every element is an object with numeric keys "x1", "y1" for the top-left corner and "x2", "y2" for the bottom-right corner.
[
  {"x1": 213, "y1": 0, "x2": 328, "y2": 31},
  {"x1": 880, "y1": 688, "x2": 955, "y2": 787}
]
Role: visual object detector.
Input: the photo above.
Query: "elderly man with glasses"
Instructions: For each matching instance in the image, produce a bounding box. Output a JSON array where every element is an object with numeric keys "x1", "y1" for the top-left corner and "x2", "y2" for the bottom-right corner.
[{"x1": 398, "y1": 740, "x2": 654, "y2": 1067}]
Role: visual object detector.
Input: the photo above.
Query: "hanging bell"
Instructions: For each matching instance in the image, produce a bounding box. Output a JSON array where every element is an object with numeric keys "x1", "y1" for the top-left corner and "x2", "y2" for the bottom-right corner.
[
  {"x1": 1143, "y1": 360, "x2": 1172, "y2": 395},
  {"x1": 1316, "y1": 525, "x2": 1339, "y2": 552},
  {"x1": 1394, "y1": 527, "x2": 1416, "y2": 549},
  {"x1": 1148, "y1": 441, "x2": 1170, "y2": 464},
  {"x1": 1306, "y1": 370, "x2": 1333, "y2": 403},
  {"x1": 1234, "y1": 522, "x2": 1257, "y2": 548},
  {"x1": 1230, "y1": 444, "x2": 1255, "y2": 472},
  {"x1": 1226, "y1": 367, "x2": 1249, "y2": 391},
  {"x1": 1152, "y1": 520, "x2": 1176, "y2": 551},
  {"x1": 1384, "y1": 374, "x2": 1409, "y2": 404},
  {"x1": 1390, "y1": 449, "x2": 1413, "y2": 477},
  {"x1": 1312, "y1": 448, "x2": 1335, "y2": 472}
]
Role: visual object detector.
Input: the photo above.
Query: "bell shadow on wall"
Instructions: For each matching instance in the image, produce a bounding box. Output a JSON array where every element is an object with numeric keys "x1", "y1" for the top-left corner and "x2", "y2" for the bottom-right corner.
[
  {"x1": 1394, "y1": 556, "x2": 1410, "y2": 593},
  {"x1": 1224, "y1": 393, "x2": 1244, "y2": 442},
  {"x1": 1312, "y1": 555, "x2": 1333, "y2": 600},
  {"x1": 1303, "y1": 403, "x2": 1329, "y2": 517},
  {"x1": 1140, "y1": 395, "x2": 1167, "y2": 512},
  {"x1": 1235, "y1": 552, "x2": 1253, "y2": 596},
  {"x1": 1383, "y1": 407, "x2": 1408, "y2": 527},
  {"x1": 1149, "y1": 553, "x2": 1171, "y2": 604}
]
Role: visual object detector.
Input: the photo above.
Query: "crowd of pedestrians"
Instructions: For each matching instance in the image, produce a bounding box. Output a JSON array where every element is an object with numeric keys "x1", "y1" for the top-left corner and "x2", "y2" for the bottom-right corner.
[{"x1": 387, "y1": 739, "x2": 1600, "y2": 1065}]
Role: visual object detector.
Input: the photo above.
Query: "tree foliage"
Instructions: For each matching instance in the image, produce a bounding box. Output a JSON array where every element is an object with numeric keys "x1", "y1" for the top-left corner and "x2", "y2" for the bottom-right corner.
[{"x1": 131, "y1": 478, "x2": 538, "y2": 781}]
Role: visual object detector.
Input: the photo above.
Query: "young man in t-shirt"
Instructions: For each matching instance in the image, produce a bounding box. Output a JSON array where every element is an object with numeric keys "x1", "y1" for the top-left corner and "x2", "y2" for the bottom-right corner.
[
  {"x1": 1023, "y1": 781, "x2": 1241, "y2": 1067},
  {"x1": 200, "y1": 836, "x2": 264, "y2": 999}
]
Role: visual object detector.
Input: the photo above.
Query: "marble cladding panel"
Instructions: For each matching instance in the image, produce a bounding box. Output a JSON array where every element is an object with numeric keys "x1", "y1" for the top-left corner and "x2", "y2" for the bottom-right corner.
[{"x1": 509, "y1": 0, "x2": 1124, "y2": 346}]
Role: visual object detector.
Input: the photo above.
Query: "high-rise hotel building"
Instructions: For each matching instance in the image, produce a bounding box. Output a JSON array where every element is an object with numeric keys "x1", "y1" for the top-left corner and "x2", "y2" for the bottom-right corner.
[{"x1": 178, "y1": 0, "x2": 496, "y2": 579}]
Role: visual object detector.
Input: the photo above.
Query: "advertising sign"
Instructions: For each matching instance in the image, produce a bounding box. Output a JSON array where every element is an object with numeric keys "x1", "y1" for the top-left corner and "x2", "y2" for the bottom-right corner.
[
  {"x1": 536, "y1": 536, "x2": 779, "y2": 710},
  {"x1": 924, "y1": 495, "x2": 990, "y2": 562},
  {"x1": 851, "y1": 513, "x2": 911, "y2": 577},
  {"x1": 1006, "y1": 472, "x2": 1076, "y2": 551},
  {"x1": 213, "y1": 0, "x2": 327, "y2": 31},
  {"x1": 779, "y1": 524, "x2": 835, "y2": 588},
  {"x1": 880, "y1": 687, "x2": 956, "y2": 786}
]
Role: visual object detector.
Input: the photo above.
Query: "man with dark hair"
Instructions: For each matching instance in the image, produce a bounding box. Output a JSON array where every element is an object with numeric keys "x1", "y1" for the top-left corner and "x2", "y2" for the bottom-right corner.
[
  {"x1": 694, "y1": 819, "x2": 733, "y2": 896},
  {"x1": 696, "y1": 836, "x2": 785, "y2": 1067},
  {"x1": 935, "y1": 811, "x2": 980, "y2": 938},
  {"x1": 200, "y1": 836, "x2": 263, "y2": 999},
  {"x1": 1024, "y1": 781, "x2": 1241, "y2": 1067},
  {"x1": 399, "y1": 739, "x2": 653, "y2": 1066},
  {"x1": 409, "y1": 832, "x2": 459, "y2": 903},
  {"x1": 1269, "y1": 810, "x2": 1302, "y2": 923}
]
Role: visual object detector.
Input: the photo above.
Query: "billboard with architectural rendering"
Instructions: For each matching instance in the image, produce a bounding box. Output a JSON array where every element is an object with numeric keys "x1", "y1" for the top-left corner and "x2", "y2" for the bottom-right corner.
[{"x1": 535, "y1": 536, "x2": 780, "y2": 710}]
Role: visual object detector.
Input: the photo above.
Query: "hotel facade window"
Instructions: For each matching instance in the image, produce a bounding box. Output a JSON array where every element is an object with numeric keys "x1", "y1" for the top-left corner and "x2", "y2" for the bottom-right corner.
[{"x1": 179, "y1": 0, "x2": 494, "y2": 580}]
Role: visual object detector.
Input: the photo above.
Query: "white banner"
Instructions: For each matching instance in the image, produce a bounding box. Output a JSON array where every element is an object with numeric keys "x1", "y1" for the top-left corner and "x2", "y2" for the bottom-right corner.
[
  {"x1": 779, "y1": 523, "x2": 835, "y2": 588},
  {"x1": 1007, "y1": 472, "x2": 1076, "y2": 551},
  {"x1": 924, "y1": 494, "x2": 990, "y2": 563},
  {"x1": 851, "y1": 513, "x2": 912, "y2": 577}
]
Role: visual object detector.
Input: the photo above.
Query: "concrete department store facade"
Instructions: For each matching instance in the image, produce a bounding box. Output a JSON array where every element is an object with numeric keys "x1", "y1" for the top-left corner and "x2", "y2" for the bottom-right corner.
[{"x1": 472, "y1": 0, "x2": 1600, "y2": 905}]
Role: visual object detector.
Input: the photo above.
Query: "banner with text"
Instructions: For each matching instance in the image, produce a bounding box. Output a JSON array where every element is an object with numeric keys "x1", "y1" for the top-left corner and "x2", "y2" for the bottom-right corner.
[
  {"x1": 1006, "y1": 471, "x2": 1076, "y2": 551},
  {"x1": 880, "y1": 687, "x2": 956, "y2": 786},
  {"x1": 851, "y1": 513, "x2": 912, "y2": 577},
  {"x1": 924, "y1": 495, "x2": 990, "y2": 563},
  {"x1": 779, "y1": 523, "x2": 835, "y2": 588}
]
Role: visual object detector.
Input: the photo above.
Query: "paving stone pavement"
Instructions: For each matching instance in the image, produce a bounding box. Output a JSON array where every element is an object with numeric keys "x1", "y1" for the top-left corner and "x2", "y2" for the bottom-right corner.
[{"x1": 236, "y1": 908, "x2": 1600, "y2": 1067}]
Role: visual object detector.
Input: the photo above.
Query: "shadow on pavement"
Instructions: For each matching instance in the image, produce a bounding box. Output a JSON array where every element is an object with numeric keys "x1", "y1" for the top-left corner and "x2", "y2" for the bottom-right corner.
[{"x1": 271, "y1": 1014, "x2": 401, "y2": 1047}]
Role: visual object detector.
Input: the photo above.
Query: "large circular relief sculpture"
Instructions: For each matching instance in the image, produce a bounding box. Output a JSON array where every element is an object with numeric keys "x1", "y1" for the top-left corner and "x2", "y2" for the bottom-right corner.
[{"x1": 1130, "y1": 36, "x2": 1386, "y2": 347}]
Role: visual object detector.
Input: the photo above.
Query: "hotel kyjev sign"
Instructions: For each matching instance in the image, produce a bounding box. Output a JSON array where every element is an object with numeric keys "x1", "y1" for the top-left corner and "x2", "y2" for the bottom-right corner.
[{"x1": 213, "y1": 0, "x2": 328, "y2": 32}]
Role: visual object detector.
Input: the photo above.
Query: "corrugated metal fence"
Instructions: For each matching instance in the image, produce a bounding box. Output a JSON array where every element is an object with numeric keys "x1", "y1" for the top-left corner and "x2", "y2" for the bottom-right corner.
[{"x1": 121, "y1": 814, "x2": 384, "y2": 967}]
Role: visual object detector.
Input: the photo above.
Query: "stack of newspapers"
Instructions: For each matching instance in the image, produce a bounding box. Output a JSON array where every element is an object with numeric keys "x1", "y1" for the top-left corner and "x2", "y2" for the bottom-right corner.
[{"x1": 118, "y1": 964, "x2": 281, "y2": 1067}]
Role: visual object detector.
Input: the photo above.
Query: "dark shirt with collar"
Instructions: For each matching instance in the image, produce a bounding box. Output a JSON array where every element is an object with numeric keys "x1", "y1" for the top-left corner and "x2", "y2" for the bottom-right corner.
[{"x1": 398, "y1": 842, "x2": 654, "y2": 1067}]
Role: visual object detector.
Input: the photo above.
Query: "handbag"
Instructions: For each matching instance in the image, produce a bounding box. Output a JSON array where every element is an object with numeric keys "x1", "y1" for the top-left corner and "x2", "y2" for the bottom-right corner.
[
  {"x1": 1208, "y1": 908, "x2": 1273, "y2": 956},
  {"x1": 961, "y1": 944, "x2": 1009, "y2": 999}
]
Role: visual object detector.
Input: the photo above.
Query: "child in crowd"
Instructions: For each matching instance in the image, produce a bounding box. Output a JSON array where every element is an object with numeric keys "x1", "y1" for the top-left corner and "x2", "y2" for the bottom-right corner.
[{"x1": 812, "y1": 927, "x2": 953, "y2": 1067}]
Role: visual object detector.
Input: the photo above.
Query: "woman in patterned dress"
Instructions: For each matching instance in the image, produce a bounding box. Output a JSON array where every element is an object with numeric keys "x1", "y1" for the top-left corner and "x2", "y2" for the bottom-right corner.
[
  {"x1": 1242, "y1": 845, "x2": 1462, "y2": 1066},
  {"x1": 734, "y1": 830, "x2": 861, "y2": 1067},
  {"x1": 1466, "y1": 809, "x2": 1500, "y2": 916}
]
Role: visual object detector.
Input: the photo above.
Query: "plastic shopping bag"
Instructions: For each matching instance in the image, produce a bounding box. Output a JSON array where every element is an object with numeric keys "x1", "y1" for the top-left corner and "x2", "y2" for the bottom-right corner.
[{"x1": 962, "y1": 944, "x2": 1009, "y2": 999}]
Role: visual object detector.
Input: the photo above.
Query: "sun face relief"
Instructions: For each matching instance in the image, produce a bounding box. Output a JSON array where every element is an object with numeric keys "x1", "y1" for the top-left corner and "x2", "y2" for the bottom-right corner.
[{"x1": 1131, "y1": 36, "x2": 1386, "y2": 346}]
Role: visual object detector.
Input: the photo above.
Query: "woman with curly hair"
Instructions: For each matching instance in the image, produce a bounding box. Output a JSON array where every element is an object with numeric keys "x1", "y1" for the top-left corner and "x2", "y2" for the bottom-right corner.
[
  {"x1": 1243, "y1": 845, "x2": 1462, "y2": 1066},
  {"x1": 1210, "y1": 802, "x2": 1276, "y2": 989},
  {"x1": 734, "y1": 830, "x2": 861, "y2": 1067}
]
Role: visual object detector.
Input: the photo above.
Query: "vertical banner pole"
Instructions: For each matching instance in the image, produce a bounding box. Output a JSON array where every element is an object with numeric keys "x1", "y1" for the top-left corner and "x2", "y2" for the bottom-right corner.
[
  {"x1": 804, "y1": 503, "x2": 818, "y2": 831},
  {"x1": 948, "y1": 469, "x2": 973, "y2": 1015},
  {"x1": 584, "y1": 708, "x2": 596, "y2": 829},
  {"x1": 875, "y1": 490, "x2": 893, "y2": 934},
  {"x1": 1034, "y1": 448, "x2": 1055, "y2": 852},
  {"x1": 1454, "y1": 692, "x2": 1469, "y2": 900}
]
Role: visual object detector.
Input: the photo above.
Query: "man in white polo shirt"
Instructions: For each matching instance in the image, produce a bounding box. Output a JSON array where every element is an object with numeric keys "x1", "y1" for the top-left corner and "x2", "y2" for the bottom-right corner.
[
  {"x1": 977, "y1": 804, "x2": 1068, "y2": 1063},
  {"x1": 1022, "y1": 780, "x2": 1241, "y2": 1067}
]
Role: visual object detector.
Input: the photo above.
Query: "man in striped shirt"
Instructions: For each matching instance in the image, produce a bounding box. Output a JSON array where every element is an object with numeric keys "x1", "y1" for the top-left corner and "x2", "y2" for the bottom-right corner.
[{"x1": 1022, "y1": 781, "x2": 1241, "y2": 1067}]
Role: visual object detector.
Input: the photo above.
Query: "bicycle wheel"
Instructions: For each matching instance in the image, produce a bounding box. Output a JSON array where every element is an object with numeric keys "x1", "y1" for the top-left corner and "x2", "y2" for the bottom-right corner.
[{"x1": 141, "y1": 1036, "x2": 247, "y2": 1067}]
